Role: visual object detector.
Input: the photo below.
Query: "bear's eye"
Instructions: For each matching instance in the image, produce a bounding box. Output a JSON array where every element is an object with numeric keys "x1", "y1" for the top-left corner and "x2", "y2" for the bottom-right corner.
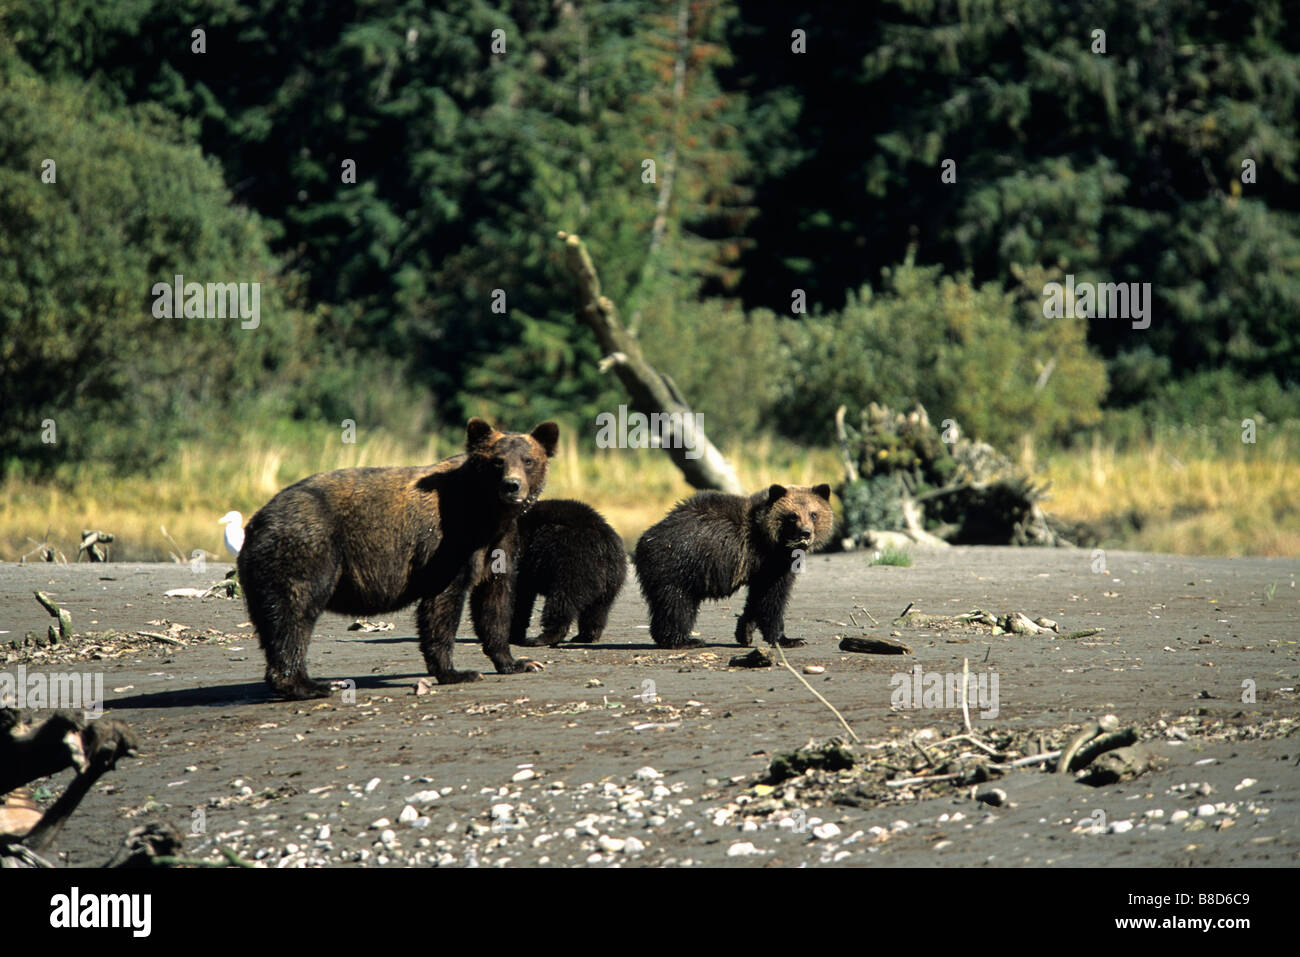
[
  {"x1": 492, "y1": 457, "x2": 506, "y2": 470},
  {"x1": 810, "y1": 512, "x2": 818, "y2": 521},
  {"x1": 523, "y1": 457, "x2": 536, "y2": 469}
]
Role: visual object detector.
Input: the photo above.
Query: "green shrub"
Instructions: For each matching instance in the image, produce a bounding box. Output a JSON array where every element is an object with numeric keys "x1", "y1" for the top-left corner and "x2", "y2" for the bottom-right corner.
[{"x1": 777, "y1": 258, "x2": 1107, "y2": 448}]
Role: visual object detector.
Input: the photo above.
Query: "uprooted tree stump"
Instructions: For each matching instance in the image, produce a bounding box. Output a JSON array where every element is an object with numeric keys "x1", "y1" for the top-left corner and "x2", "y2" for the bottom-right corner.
[
  {"x1": 833, "y1": 402, "x2": 1072, "y2": 549},
  {"x1": 556, "y1": 231, "x2": 743, "y2": 494}
]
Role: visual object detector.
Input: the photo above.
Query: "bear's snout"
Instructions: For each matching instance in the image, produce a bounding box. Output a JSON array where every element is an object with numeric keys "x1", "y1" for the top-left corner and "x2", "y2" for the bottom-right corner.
[
  {"x1": 499, "y1": 475, "x2": 525, "y2": 502},
  {"x1": 780, "y1": 514, "x2": 814, "y2": 547}
]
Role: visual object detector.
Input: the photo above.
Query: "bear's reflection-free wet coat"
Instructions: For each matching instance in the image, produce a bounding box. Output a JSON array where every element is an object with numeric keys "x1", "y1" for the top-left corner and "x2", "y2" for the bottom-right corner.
[{"x1": 236, "y1": 418, "x2": 559, "y2": 699}]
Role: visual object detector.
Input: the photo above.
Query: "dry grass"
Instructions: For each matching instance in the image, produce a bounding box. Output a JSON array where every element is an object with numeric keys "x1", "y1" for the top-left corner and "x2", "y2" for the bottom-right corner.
[
  {"x1": 0, "y1": 430, "x2": 840, "y2": 562},
  {"x1": 1025, "y1": 425, "x2": 1300, "y2": 557},
  {"x1": 3, "y1": 423, "x2": 1296, "y2": 563}
]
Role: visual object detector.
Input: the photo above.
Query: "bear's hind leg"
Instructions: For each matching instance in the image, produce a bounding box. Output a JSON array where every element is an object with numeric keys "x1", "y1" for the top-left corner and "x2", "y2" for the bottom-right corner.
[
  {"x1": 517, "y1": 593, "x2": 575, "y2": 647},
  {"x1": 509, "y1": 584, "x2": 539, "y2": 646},
  {"x1": 572, "y1": 595, "x2": 613, "y2": 644},
  {"x1": 247, "y1": 571, "x2": 336, "y2": 700},
  {"x1": 734, "y1": 614, "x2": 756, "y2": 647},
  {"x1": 646, "y1": 585, "x2": 704, "y2": 648}
]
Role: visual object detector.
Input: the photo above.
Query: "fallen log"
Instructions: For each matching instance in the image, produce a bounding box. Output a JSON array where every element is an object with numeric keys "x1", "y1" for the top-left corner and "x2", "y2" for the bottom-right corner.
[
  {"x1": 556, "y1": 231, "x2": 742, "y2": 493},
  {"x1": 0, "y1": 708, "x2": 139, "y2": 863},
  {"x1": 839, "y1": 635, "x2": 912, "y2": 655}
]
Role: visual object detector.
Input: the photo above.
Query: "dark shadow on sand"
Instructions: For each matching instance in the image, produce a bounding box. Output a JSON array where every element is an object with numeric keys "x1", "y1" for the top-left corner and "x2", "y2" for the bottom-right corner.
[{"x1": 103, "y1": 671, "x2": 443, "y2": 710}]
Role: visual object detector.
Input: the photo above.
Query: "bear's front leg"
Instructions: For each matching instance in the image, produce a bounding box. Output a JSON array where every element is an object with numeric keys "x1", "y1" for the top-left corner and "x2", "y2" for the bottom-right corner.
[
  {"x1": 745, "y1": 571, "x2": 805, "y2": 648},
  {"x1": 418, "y1": 576, "x2": 483, "y2": 684},
  {"x1": 471, "y1": 568, "x2": 545, "y2": 675}
]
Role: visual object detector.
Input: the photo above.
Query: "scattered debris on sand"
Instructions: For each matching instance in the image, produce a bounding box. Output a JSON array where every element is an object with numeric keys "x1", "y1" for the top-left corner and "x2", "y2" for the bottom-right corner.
[
  {"x1": 348, "y1": 619, "x2": 395, "y2": 632},
  {"x1": 891, "y1": 606, "x2": 1102, "y2": 640},
  {"x1": 4, "y1": 617, "x2": 247, "y2": 666},
  {"x1": 711, "y1": 712, "x2": 1295, "y2": 827}
]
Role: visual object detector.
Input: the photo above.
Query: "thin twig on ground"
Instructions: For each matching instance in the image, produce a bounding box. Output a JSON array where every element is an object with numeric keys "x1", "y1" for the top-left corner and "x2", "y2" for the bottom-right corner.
[
  {"x1": 961, "y1": 657, "x2": 972, "y2": 733},
  {"x1": 772, "y1": 642, "x2": 860, "y2": 743}
]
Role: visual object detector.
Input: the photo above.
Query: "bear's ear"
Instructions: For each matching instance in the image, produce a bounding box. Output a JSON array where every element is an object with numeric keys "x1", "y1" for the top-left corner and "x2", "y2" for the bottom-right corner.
[
  {"x1": 531, "y1": 421, "x2": 560, "y2": 458},
  {"x1": 812, "y1": 483, "x2": 832, "y2": 501},
  {"x1": 466, "y1": 417, "x2": 495, "y2": 452},
  {"x1": 767, "y1": 484, "x2": 788, "y2": 504}
]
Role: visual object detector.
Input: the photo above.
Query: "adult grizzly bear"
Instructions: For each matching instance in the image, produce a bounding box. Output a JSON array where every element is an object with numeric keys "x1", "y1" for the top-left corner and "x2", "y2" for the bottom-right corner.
[
  {"x1": 509, "y1": 499, "x2": 627, "y2": 647},
  {"x1": 237, "y1": 418, "x2": 558, "y2": 699},
  {"x1": 634, "y1": 484, "x2": 833, "y2": 649}
]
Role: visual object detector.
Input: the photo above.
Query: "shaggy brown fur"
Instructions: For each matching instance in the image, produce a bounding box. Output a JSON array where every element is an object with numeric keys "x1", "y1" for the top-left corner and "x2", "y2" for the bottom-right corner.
[
  {"x1": 633, "y1": 484, "x2": 833, "y2": 648},
  {"x1": 237, "y1": 418, "x2": 558, "y2": 699},
  {"x1": 508, "y1": 499, "x2": 627, "y2": 647}
]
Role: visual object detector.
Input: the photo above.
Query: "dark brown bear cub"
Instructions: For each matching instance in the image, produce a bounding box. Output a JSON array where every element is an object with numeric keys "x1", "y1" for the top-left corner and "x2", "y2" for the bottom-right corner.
[
  {"x1": 237, "y1": 418, "x2": 558, "y2": 700},
  {"x1": 634, "y1": 484, "x2": 833, "y2": 648},
  {"x1": 509, "y1": 500, "x2": 627, "y2": 647}
]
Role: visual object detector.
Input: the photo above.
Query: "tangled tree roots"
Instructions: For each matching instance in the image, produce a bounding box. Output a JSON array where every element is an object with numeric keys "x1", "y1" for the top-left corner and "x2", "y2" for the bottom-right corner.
[{"x1": 833, "y1": 403, "x2": 1073, "y2": 549}]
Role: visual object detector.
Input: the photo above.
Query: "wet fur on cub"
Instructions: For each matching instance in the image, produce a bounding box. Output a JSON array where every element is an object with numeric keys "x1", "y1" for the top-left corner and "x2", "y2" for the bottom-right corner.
[
  {"x1": 509, "y1": 499, "x2": 627, "y2": 647},
  {"x1": 633, "y1": 484, "x2": 833, "y2": 648}
]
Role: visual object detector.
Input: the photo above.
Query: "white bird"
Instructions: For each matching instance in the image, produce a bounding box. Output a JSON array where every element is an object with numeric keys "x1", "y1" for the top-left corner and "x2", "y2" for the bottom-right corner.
[{"x1": 219, "y1": 511, "x2": 244, "y2": 557}]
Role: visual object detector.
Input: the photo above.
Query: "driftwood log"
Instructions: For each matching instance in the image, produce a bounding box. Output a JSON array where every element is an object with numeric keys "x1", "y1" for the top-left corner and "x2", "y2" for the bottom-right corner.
[
  {"x1": 0, "y1": 708, "x2": 139, "y2": 866},
  {"x1": 78, "y1": 530, "x2": 114, "y2": 562},
  {"x1": 556, "y1": 231, "x2": 743, "y2": 494}
]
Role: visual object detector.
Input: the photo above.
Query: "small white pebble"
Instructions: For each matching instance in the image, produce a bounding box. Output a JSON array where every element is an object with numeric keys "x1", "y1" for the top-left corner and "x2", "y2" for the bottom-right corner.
[
  {"x1": 727, "y1": 842, "x2": 761, "y2": 857},
  {"x1": 365, "y1": 777, "x2": 381, "y2": 793}
]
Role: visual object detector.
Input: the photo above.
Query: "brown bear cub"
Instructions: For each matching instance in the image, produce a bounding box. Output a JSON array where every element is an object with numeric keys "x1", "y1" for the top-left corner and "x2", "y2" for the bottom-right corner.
[
  {"x1": 508, "y1": 499, "x2": 627, "y2": 647},
  {"x1": 237, "y1": 418, "x2": 558, "y2": 700},
  {"x1": 634, "y1": 484, "x2": 833, "y2": 648}
]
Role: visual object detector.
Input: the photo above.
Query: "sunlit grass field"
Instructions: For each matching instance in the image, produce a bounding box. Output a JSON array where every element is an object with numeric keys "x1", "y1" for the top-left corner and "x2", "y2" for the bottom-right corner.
[
  {"x1": 0, "y1": 427, "x2": 839, "y2": 562},
  {"x1": 2, "y1": 421, "x2": 1296, "y2": 562},
  {"x1": 1027, "y1": 423, "x2": 1300, "y2": 558}
]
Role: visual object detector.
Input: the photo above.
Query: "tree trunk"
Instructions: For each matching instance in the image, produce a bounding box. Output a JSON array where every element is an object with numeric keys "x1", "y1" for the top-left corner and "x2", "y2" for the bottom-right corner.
[{"x1": 556, "y1": 231, "x2": 743, "y2": 493}]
